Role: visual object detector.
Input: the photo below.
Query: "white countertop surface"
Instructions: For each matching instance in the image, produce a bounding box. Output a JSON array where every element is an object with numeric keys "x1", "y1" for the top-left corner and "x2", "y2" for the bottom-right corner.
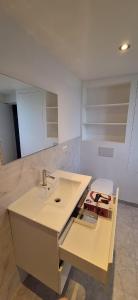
[{"x1": 8, "y1": 170, "x2": 92, "y2": 233}]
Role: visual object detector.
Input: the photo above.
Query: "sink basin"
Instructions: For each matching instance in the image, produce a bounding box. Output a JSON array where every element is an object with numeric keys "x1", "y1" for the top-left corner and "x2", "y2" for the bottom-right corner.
[
  {"x1": 8, "y1": 170, "x2": 91, "y2": 232},
  {"x1": 44, "y1": 177, "x2": 81, "y2": 208},
  {"x1": 8, "y1": 177, "x2": 80, "y2": 218}
]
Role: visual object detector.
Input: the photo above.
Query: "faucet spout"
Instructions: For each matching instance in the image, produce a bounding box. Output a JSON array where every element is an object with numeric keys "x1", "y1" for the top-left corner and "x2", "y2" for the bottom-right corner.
[
  {"x1": 42, "y1": 169, "x2": 47, "y2": 186},
  {"x1": 42, "y1": 169, "x2": 55, "y2": 186}
]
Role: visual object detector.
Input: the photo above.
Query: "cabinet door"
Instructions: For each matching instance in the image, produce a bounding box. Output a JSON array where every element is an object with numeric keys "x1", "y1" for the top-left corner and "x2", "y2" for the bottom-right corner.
[{"x1": 59, "y1": 189, "x2": 118, "y2": 283}]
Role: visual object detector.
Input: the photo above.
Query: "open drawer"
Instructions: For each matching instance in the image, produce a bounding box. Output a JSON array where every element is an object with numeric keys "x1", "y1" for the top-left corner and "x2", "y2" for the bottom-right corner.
[{"x1": 59, "y1": 188, "x2": 119, "y2": 283}]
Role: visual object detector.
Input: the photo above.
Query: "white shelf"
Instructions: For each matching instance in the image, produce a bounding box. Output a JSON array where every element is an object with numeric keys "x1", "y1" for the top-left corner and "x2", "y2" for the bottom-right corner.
[
  {"x1": 85, "y1": 102, "x2": 129, "y2": 108},
  {"x1": 83, "y1": 137, "x2": 125, "y2": 143},
  {"x1": 46, "y1": 106, "x2": 58, "y2": 109},
  {"x1": 82, "y1": 82, "x2": 130, "y2": 142},
  {"x1": 47, "y1": 122, "x2": 58, "y2": 124},
  {"x1": 46, "y1": 92, "x2": 58, "y2": 140},
  {"x1": 47, "y1": 123, "x2": 58, "y2": 138},
  {"x1": 83, "y1": 122, "x2": 127, "y2": 126}
]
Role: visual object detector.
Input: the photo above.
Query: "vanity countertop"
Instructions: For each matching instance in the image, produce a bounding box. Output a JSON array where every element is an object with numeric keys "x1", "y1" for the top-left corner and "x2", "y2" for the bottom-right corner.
[{"x1": 8, "y1": 170, "x2": 92, "y2": 233}]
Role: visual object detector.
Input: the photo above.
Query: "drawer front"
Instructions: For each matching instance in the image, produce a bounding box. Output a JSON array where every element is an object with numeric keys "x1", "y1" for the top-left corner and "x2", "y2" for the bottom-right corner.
[
  {"x1": 109, "y1": 188, "x2": 119, "y2": 263},
  {"x1": 60, "y1": 243, "x2": 108, "y2": 283},
  {"x1": 59, "y1": 189, "x2": 118, "y2": 283}
]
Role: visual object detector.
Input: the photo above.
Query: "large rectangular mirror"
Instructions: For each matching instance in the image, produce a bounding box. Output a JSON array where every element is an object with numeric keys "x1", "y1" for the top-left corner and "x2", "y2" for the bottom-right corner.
[{"x1": 0, "y1": 74, "x2": 58, "y2": 165}]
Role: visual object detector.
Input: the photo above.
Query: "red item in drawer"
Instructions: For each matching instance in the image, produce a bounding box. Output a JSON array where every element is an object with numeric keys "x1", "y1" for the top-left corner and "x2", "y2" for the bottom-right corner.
[{"x1": 84, "y1": 191, "x2": 113, "y2": 218}]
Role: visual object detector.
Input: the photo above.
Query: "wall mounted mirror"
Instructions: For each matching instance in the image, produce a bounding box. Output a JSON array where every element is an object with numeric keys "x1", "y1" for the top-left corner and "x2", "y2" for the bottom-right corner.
[{"x1": 0, "y1": 74, "x2": 58, "y2": 165}]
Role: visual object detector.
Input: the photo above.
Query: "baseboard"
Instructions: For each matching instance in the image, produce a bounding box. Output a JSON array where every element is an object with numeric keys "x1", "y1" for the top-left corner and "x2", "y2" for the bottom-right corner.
[{"x1": 119, "y1": 199, "x2": 138, "y2": 208}]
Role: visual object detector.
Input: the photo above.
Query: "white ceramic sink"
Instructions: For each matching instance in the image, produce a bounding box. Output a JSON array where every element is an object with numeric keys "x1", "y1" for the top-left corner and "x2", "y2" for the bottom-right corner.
[
  {"x1": 32, "y1": 177, "x2": 81, "y2": 209},
  {"x1": 8, "y1": 177, "x2": 80, "y2": 217},
  {"x1": 44, "y1": 177, "x2": 81, "y2": 208},
  {"x1": 8, "y1": 170, "x2": 91, "y2": 232}
]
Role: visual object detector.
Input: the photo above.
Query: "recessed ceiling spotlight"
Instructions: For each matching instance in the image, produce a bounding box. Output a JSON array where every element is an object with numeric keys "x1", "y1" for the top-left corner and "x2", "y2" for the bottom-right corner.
[{"x1": 119, "y1": 42, "x2": 131, "y2": 52}]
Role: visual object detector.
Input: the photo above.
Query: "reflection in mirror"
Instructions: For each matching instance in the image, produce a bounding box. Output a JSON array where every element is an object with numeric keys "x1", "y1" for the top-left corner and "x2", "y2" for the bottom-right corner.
[{"x1": 0, "y1": 74, "x2": 58, "y2": 165}]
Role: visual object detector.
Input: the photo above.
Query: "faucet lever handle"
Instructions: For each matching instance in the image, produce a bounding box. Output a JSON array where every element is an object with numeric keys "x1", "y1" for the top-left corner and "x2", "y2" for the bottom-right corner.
[
  {"x1": 45, "y1": 169, "x2": 55, "y2": 180},
  {"x1": 48, "y1": 175, "x2": 55, "y2": 180}
]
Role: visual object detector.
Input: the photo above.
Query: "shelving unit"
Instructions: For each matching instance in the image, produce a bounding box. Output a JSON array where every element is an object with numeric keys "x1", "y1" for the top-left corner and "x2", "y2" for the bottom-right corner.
[
  {"x1": 83, "y1": 122, "x2": 127, "y2": 126},
  {"x1": 82, "y1": 83, "x2": 130, "y2": 143},
  {"x1": 46, "y1": 92, "x2": 58, "y2": 145},
  {"x1": 46, "y1": 106, "x2": 58, "y2": 109},
  {"x1": 84, "y1": 102, "x2": 129, "y2": 108}
]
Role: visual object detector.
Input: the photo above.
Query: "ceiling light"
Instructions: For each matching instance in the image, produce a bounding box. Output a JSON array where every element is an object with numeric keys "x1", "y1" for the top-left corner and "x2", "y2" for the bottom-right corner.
[{"x1": 119, "y1": 43, "x2": 131, "y2": 52}]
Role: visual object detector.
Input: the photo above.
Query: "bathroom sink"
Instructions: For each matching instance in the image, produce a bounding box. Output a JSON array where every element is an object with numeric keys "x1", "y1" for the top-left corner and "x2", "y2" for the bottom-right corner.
[
  {"x1": 8, "y1": 177, "x2": 80, "y2": 218},
  {"x1": 35, "y1": 177, "x2": 81, "y2": 208},
  {"x1": 8, "y1": 170, "x2": 91, "y2": 232},
  {"x1": 43, "y1": 177, "x2": 81, "y2": 208}
]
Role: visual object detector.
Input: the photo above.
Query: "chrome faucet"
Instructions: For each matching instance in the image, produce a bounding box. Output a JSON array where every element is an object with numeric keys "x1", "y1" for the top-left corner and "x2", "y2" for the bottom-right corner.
[
  {"x1": 42, "y1": 169, "x2": 55, "y2": 186},
  {"x1": 42, "y1": 169, "x2": 47, "y2": 186}
]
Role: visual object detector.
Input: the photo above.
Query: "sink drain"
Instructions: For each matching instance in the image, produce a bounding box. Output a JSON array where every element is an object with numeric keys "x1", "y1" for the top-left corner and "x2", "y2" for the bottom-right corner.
[{"x1": 54, "y1": 198, "x2": 61, "y2": 203}]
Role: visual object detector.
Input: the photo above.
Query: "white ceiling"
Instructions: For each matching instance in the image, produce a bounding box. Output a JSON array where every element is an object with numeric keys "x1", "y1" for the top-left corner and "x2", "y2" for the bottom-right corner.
[{"x1": 1, "y1": 0, "x2": 138, "y2": 80}]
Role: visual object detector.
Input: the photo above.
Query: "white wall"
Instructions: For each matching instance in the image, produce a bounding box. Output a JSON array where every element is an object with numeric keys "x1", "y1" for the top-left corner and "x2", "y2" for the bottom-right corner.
[
  {"x1": 122, "y1": 92, "x2": 138, "y2": 203},
  {"x1": 0, "y1": 103, "x2": 17, "y2": 163},
  {"x1": 0, "y1": 12, "x2": 81, "y2": 144},
  {"x1": 80, "y1": 76, "x2": 138, "y2": 204},
  {"x1": 1, "y1": 9, "x2": 138, "y2": 205}
]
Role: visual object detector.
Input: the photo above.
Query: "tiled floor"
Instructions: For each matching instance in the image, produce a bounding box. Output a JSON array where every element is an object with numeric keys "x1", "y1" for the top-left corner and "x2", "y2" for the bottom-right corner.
[{"x1": 12, "y1": 203, "x2": 138, "y2": 300}]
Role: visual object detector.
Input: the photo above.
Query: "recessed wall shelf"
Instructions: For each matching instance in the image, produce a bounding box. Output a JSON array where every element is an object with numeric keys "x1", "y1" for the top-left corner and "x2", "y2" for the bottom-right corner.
[
  {"x1": 46, "y1": 92, "x2": 58, "y2": 141},
  {"x1": 85, "y1": 102, "x2": 129, "y2": 108},
  {"x1": 46, "y1": 106, "x2": 58, "y2": 109},
  {"x1": 83, "y1": 122, "x2": 127, "y2": 126},
  {"x1": 47, "y1": 122, "x2": 58, "y2": 124},
  {"x1": 82, "y1": 83, "x2": 130, "y2": 143}
]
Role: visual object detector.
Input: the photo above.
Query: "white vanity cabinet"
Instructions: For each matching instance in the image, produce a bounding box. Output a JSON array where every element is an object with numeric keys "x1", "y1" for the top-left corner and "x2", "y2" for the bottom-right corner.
[
  {"x1": 8, "y1": 171, "x2": 118, "y2": 294},
  {"x1": 9, "y1": 213, "x2": 61, "y2": 292}
]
